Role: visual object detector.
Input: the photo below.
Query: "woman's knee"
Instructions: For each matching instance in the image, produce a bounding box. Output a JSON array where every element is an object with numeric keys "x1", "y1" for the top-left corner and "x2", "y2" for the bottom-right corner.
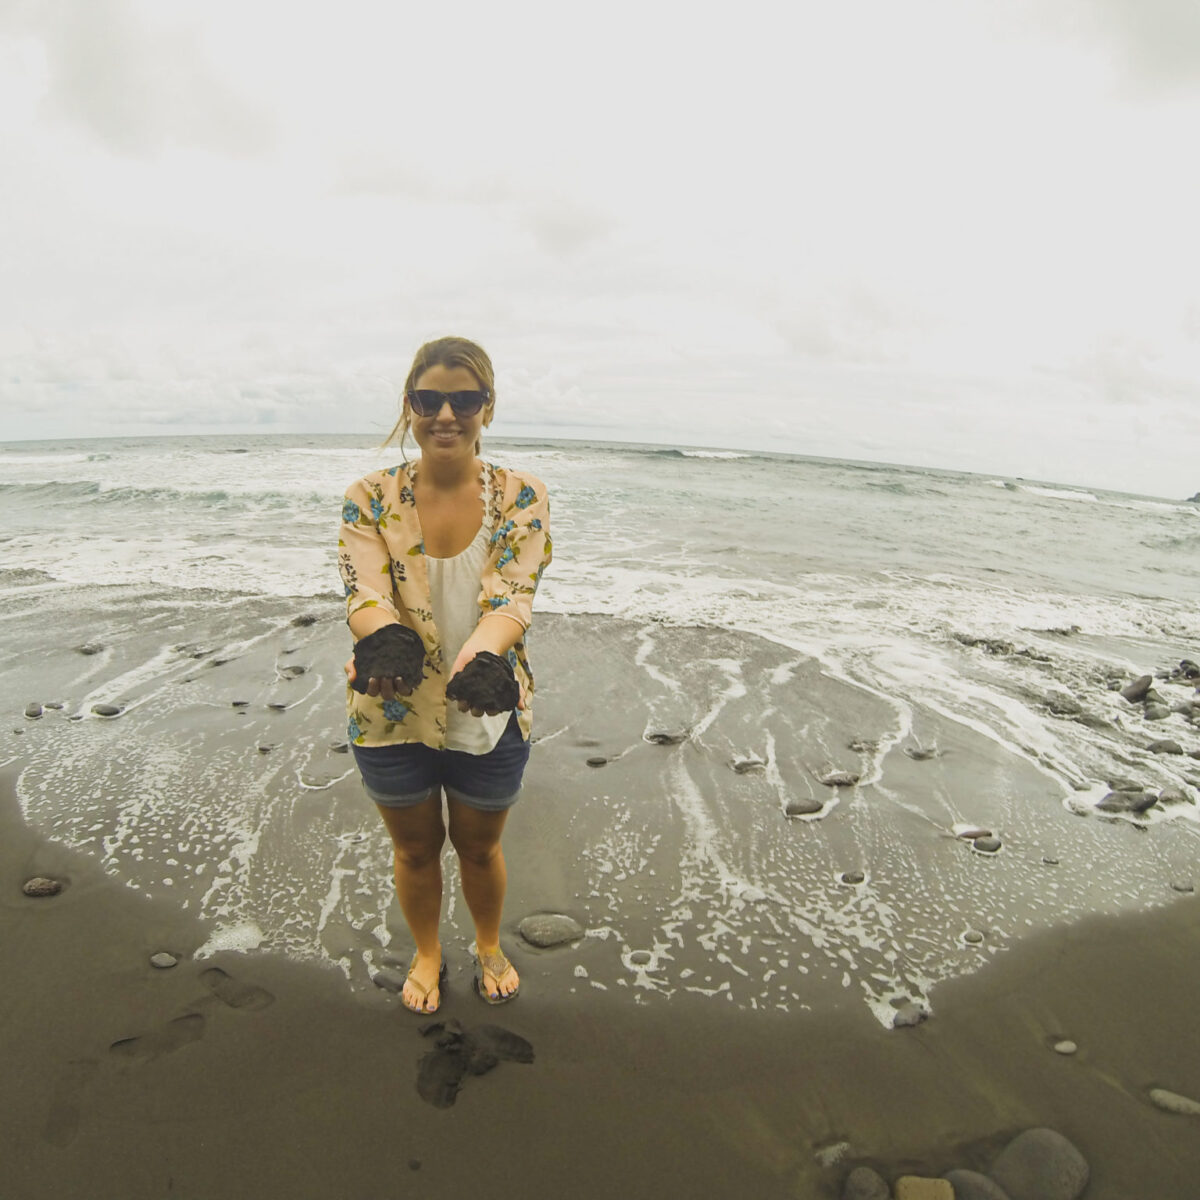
[
  {"x1": 392, "y1": 831, "x2": 444, "y2": 870},
  {"x1": 448, "y1": 827, "x2": 502, "y2": 868}
]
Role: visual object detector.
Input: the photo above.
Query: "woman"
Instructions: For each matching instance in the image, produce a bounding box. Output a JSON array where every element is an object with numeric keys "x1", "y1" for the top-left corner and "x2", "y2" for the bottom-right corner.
[{"x1": 338, "y1": 336, "x2": 551, "y2": 1014}]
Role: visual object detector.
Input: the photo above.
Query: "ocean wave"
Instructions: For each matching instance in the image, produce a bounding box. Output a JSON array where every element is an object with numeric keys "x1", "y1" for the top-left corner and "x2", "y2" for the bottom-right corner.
[
  {"x1": 1020, "y1": 485, "x2": 1099, "y2": 503},
  {"x1": 0, "y1": 479, "x2": 330, "y2": 510},
  {"x1": 648, "y1": 448, "x2": 757, "y2": 461}
]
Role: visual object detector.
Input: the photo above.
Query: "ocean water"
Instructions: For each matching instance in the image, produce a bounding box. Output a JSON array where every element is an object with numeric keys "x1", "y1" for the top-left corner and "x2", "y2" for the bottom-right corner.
[{"x1": 3, "y1": 434, "x2": 1198, "y2": 1021}]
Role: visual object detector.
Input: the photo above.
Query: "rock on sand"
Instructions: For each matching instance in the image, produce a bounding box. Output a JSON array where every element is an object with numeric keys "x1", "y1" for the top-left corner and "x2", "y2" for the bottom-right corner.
[
  {"x1": 941, "y1": 1169, "x2": 1013, "y2": 1200},
  {"x1": 989, "y1": 1127, "x2": 1089, "y2": 1200},
  {"x1": 842, "y1": 1165, "x2": 889, "y2": 1200},
  {"x1": 518, "y1": 913, "x2": 585, "y2": 948}
]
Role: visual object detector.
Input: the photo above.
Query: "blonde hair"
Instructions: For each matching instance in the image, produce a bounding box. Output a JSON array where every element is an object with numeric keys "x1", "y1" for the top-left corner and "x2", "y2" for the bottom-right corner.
[{"x1": 384, "y1": 336, "x2": 496, "y2": 457}]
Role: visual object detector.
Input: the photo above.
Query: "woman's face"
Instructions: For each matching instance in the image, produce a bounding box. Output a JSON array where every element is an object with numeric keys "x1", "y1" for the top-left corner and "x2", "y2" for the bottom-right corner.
[{"x1": 408, "y1": 363, "x2": 491, "y2": 462}]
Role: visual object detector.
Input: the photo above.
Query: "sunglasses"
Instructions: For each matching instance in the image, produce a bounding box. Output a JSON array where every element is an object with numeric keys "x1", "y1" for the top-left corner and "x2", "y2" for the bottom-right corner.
[{"x1": 405, "y1": 389, "x2": 491, "y2": 417}]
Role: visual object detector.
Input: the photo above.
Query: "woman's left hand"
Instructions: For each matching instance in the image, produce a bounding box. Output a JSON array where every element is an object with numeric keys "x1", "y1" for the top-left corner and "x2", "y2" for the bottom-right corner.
[{"x1": 448, "y1": 645, "x2": 525, "y2": 716}]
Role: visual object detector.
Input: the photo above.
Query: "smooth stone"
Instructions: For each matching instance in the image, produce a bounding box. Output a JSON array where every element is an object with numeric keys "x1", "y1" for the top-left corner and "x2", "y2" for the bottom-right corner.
[
  {"x1": 1043, "y1": 692, "x2": 1082, "y2": 715},
  {"x1": 231, "y1": 700, "x2": 250, "y2": 708},
  {"x1": 731, "y1": 758, "x2": 766, "y2": 774},
  {"x1": 1096, "y1": 791, "x2": 1157, "y2": 814},
  {"x1": 267, "y1": 702, "x2": 288, "y2": 711},
  {"x1": 973, "y1": 836, "x2": 1002, "y2": 853},
  {"x1": 895, "y1": 1178, "x2": 953, "y2": 1200},
  {"x1": 150, "y1": 952, "x2": 178, "y2": 969},
  {"x1": 958, "y1": 827, "x2": 993, "y2": 840},
  {"x1": 1043, "y1": 856, "x2": 1060, "y2": 865},
  {"x1": 91, "y1": 704, "x2": 122, "y2": 717},
  {"x1": 1158, "y1": 785, "x2": 1193, "y2": 805},
  {"x1": 645, "y1": 730, "x2": 688, "y2": 745},
  {"x1": 258, "y1": 744, "x2": 276, "y2": 754},
  {"x1": 1120, "y1": 674, "x2": 1154, "y2": 702},
  {"x1": 628, "y1": 950, "x2": 652, "y2": 966},
  {"x1": 1147, "y1": 739, "x2": 1184, "y2": 754},
  {"x1": 893, "y1": 1001, "x2": 926, "y2": 1028},
  {"x1": 1144, "y1": 703, "x2": 1171, "y2": 721},
  {"x1": 1190, "y1": 750, "x2": 1200, "y2": 760},
  {"x1": 1171, "y1": 881, "x2": 1194, "y2": 894},
  {"x1": 290, "y1": 613, "x2": 318, "y2": 626},
  {"x1": 279, "y1": 664, "x2": 307, "y2": 678},
  {"x1": 990, "y1": 1127, "x2": 1089, "y2": 1200},
  {"x1": 22, "y1": 876, "x2": 64, "y2": 897},
  {"x1": 840, "y1": 870, "x2": 865, "y2": 885},
  {"x1": 1108, "y1": 777, "x2": 1144, "y2": 792},
  {"x1": 330, "y1": 741, "x2": 349, "y2": 754},
  {"x1": 903, "y1": 745, "x2": 938, "y2": 760},
  {"x1": 1148, "y1": 1087, "x2": 1200, "y2": 1116},
  {"x1": 942, "y1": 1169, "x2": 1013, "y2": 1200},
  {"x1": 585, "y1": 756, "x2": 607, "y2": 767},
  {"x1": 518, "y1": 912, "x2": 585, "y2": 948},
  {"x1": 963, "y1": 930, "x2": 984, "y2": 944},
  {"x1": 785, "y1": 797, "x2": 824, "y2": 816},
  {"x1": 818, "y1": 770, "x2": 860, "y2": 787},
  {"x1": 847, "y1": 737, "x2": 878, "y2": 752},
  {"x1": 371, "y1": 966, "x2": 408, "y2": 993},
  {"x1": 77, "y1": 642, "x2": 105, "y2": 655},
  {"x1": 44, "y1": 702, "x2": 63, "y2": 710},
  {"x1": 1054, "y1": 1040, "x2": 1078, "y2": 1055},
  {"x1": 841, "y1": 1165, "x2": 890, "y2": 1200},
  {"x1": 24, "y1": 702, "x2": 43, "y2": 719}
]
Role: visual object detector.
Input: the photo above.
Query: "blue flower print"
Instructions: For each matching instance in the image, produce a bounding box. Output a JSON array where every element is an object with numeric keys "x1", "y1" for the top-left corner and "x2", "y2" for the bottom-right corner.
[
  {"x1": 342, "y1": 499, "x2": 361, "y2": 523},
  {"x1": 386, "y1": 465, "x2": 399, "y2": 476},
  {"x1": 514, "y1": 485, "x2": 537, "y2": 510},
  {"x1": 490, "y1": 519, "x2": 515, "y2": 547},
  {"x1": 506, "y1": 649, "x2": 518, "y2": 669},
  {"x1": 530, "y1": 518, "x2": 542, "y2": 531},
  {"x1": 343, "y1": 583, "x2": 353, "y2": 598},
  {"x1": 348, "y1": 714, "x2": 363, "y2": 742},
  {"x1": 370, "y1": 497, "x2": 384, "y2": 522},
  {"x1": 382, "y1": 699, "x2": 409, "y2": 722},
  {"x1": 497, "y1": 546, "x2": 515, "y2": 570},
  {"x1": 487, "y1": 596, "x2": 510, "y2": 610},
  {"x1": 399, "y1": 486, "x2": 415, "y2": 505}
]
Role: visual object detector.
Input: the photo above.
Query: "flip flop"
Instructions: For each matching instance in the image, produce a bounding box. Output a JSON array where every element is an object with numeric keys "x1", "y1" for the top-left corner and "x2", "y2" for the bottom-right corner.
[
  {"x1": 474, "y1": 947, "x2": 520, "y2": 1005},
  {"x1": 404, "y1": 952, "x2": 448, "y2": 1015}
]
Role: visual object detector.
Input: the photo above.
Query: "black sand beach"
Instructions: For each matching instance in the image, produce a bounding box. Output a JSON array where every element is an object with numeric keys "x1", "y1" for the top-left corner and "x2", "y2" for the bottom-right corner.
[{"x1": 3, "y1": 595, "x2": 1199, "y2": 1197}]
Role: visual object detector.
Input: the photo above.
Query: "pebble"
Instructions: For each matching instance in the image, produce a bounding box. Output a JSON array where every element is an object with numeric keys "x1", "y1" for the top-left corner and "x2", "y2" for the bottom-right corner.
[
  {"x1": 1148, "y1": 1087, "x2": 1200, "y2": 1116},
  {"x1": 77, "y1": 642, "x2": 105, "y2": 655},
  {"x1": 840, "y1": 870, "x2": 865, "y2": 885},
  {"x1": 267, "y1": 702, "x2": 288, "y2": 711},
  {"x1": 1170, "y1": 881, "x2": 1194, "y2": 894},
  {"x1": 22, "y1": 876, "x2": 63, "y2": 897},
  {"x1": 989, "y1": 1127, "x2": 1089, "y2": 1200},
  {"x1": 370, "y1": 966, "x2": 408, "y2": 993},
  {"x1": 1043, "y1": 692, "x2": 1082, "y2": 715},
  {"x1": 785, "y1": 797, "x2": 824, "y2": 816},
  {"x1": 731, "y1": 758, "x2": 765, "y2": 774},
  {"x1": 645, "y1": 729, "x2": 688, "y2": 745},
  {"x1": 973, "y1": 836, "x2": 1002, "y2": 853},
  {"x1": 903, "y1": 745, "x2": 939, "y2": 760},
  {"x1": 44, "y1": 702, "x2": 63, "y2": 710},
  {"x1": 24, "y1": 702, "x2": 43, "y2": 719},
  {"x1": 1144, "y1": 703, "x2": 1171, "y2": 721},
  {"x1": 895, "y1": 1178, "x2": 953, "y2": 1200},
  {"x1": 291, "y1": 613, "x2": 318, "y2": 626},
  {"x1": 847, "y1": 738, "x2": 878, "y2": 752},
  {"x1": 150, "y1": 952, "x2": 178, "y2": 969},
  {"x1": 258, "y1": 744, "x2": 276, "y2": 754},
  {"x1": 91, "y1": 703, "x2": 122, "y2": 717},
  {"x1": 841, "y1": 1165, "x2": 889, "y2": 1200},
  {"x1": 818, "y1": 770, "x2": 860, "y2": 787},
  {"x1": 627, "y1": 950, "x2": 652, "y2": 966},
  {"x1": 231, "y1": 700, "x2": 250, "y2": 708},
  {"x1": 585, "y1": 756, "x2": 607, "y2": 767},
  {"x1": 1043, "y1": 856, "x2": 1060, "y2": 865},
  {"x1": 1147, "y1": 739, "x2": 1184, "y2": 754},
  {"x1": 330, "y1": 741, "x2": 349, "y2": 754},
  {"x1": 958, "y1": 827, "x2": 992, "y2": 840},
  {"x1": 941, "y1": 1169, "x2": 1013, "y2": 1200},
  {"x1": 1158, "y1": 785, "x2": 1192, "y2": 805},
  {"x1": 518, "y1": 912, "x2": 585, "y2": 948},
  {"x1": 1097, "y1": 791, "x2": 1158, "y2": 814},
  {"x1": 1053, "y1": 1040, "x2": 1077, "y2": 1055},
  {"x1": 963, "y1": 930, "x2": 984, "y2": 945},
  {"x1": 279, "y1": 665, "x2": 307, "y2": 678},
  {"x1": 1120, "y1": 674, "x2": 1153, "y2": 702},
  {"x1": 893, "y1": 1001, "x2": 926, "y2": 1028}
]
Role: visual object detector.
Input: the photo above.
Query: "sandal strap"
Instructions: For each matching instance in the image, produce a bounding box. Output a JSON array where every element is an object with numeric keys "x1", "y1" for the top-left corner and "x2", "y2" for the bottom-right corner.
[
  {"x1": 478, "y1": 948, "x2": 514, "y2": 983},
  {"x1": 406, "y1": 952, "x2": 442, "y2": 1001}
]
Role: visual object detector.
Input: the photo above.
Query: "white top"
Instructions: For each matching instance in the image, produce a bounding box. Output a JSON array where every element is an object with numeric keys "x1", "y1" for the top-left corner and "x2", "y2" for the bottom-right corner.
[{"x1": 427, "y1": 523, "x2": 510, "y2": 754}]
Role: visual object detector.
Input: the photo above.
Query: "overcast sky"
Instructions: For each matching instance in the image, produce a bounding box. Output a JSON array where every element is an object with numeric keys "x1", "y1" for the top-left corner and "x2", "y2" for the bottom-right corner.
[{"x1": 1, "y1": 0, "x2": 1198, "y2": 496}]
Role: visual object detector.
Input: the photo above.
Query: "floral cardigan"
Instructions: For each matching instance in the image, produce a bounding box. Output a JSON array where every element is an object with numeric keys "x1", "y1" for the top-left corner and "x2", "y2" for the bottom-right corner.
[{"x1": 338, "y1": 459, "x2": 551, "y2": 749}]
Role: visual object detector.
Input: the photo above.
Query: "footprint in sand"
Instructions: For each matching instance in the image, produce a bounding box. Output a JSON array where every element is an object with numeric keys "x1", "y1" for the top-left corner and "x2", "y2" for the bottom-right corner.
[
  {"x1": 199, "y1": 966, "x2": 275, "y2": 1011},
  {"x1": 109, "y1": 1013, "x2": 206, "y2": 1062}
]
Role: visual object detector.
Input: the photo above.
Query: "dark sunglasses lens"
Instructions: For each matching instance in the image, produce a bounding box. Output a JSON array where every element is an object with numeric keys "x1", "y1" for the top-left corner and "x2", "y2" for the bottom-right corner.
[{"x1": 409, "y1": 390, "x2": 487, "y2": 417}]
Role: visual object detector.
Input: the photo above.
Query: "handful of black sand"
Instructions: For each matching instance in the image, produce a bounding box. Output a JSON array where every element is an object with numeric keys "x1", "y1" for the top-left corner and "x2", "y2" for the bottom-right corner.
[
  {"x1": 351, "y1": 625, "x2": 426, "y2": 693},
  {"x1": 446, "y1": 651, "x2": 520, "y2": 713}
]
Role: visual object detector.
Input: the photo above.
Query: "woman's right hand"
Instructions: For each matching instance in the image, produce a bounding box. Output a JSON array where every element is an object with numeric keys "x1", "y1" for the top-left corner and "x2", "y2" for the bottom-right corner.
[{"x1": 344, "y1": 656, "x2": 414, "y2": 700}]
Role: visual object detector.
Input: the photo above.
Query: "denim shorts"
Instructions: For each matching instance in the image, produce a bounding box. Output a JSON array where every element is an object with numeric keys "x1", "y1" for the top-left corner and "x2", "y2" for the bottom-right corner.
[{"x1": 351, "y1": 713, "x2": 530, "y2": 812}]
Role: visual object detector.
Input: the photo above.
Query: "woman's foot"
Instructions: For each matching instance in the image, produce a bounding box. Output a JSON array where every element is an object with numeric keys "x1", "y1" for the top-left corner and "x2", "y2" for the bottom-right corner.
[
  {"x1": 403, "y1": 948, "x2": 444, "y2": 1014},
  {"x1": 476, "y1": 946, "x2": 520, "y2": 1003}
]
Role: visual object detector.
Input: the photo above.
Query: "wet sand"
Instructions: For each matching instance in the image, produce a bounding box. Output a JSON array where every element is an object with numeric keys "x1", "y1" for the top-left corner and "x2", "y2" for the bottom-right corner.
[{"x1": 3, "y1": 597, "x2": 1199, "y2": 1196}]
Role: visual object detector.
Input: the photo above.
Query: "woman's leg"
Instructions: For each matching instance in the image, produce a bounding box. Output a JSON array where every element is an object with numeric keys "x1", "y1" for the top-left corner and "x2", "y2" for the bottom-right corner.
[
  {"x1": 375, "y1": 790, "x2": 447, "y2": 1012},
  {"x1": 446, "y1": 799, "x2": 519, "y2": 999}
]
